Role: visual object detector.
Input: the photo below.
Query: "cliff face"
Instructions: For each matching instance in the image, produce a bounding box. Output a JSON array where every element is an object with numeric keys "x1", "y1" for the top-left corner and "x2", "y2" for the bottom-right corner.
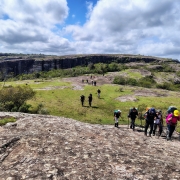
[
  {"x1": 0, "y1": 54, "x2": 165, "y2": 76},
  {"x1": 0, "y1": 112, "x2": 180, "y2": 179}
]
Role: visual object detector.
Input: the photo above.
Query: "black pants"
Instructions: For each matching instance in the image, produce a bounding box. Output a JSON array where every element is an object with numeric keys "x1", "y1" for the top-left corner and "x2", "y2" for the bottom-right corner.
[
  {"x1": 81, "y1": 100, "x2": 84, "y2": 106},
  {"x1": 153, "y1": 123, "x2": 162, "y2": 136},
  {"x1": 130, "y1": 118, "x2": 136, "y2": 129},
  {"x1": 89, "y1": 101, "x2": 92, "y2": 107},
  {"x1": 167, "y1": 124, "x2": 176, "y2": 138},
  {"x1": 144, "y1": 121, "x2": 154, "y2": 135}
]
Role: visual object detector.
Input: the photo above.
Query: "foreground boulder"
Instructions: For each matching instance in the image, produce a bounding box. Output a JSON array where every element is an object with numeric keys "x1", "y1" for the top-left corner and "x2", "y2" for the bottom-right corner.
[{"x1": 0, "y1": 112, "x2": 180, "y2": 180}]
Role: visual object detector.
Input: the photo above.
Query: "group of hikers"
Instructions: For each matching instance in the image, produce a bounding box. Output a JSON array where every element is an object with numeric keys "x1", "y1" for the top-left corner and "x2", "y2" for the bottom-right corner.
[
  {"x1": 80, "y1": 89, "x2": 101, "y2": 107},
  {"x1": 114, "y1": 106, "x2": 180, "y2": 141}
]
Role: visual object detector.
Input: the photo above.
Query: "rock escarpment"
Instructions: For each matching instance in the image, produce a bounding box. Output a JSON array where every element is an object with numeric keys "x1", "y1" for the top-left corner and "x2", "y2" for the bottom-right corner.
[
  {"x1": 0, "y1": 112, "x2": 180, "y2": 179},
  {"x1": 0, "y1": 54, "x2": 170, "y2": 77}
]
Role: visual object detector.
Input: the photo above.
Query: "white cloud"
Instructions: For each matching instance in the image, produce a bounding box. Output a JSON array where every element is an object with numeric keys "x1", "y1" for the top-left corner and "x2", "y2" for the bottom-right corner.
[
  {"x1": 0, "y1": 0, "x2": 70, "y2": 54},
  {"x1": 65, "y1": 0, "x2": 180, "y2": 59},
  {"x1": 86, "y1": 1, "x2": 93, "y2": 19}
]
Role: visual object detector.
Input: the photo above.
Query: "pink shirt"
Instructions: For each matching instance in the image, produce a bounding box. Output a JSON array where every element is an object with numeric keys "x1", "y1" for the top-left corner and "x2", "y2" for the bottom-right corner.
[{"x1": 166, "y1": 113, "x2": 180, "y2": 125}]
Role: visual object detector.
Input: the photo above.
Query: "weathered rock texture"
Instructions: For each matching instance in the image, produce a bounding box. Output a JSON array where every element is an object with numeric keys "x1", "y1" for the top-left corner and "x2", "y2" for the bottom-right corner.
[
  {"x1": 0, "y1": 54, "x2": 177, "y2": 77},
  {"x1": 0, "y1": 112, "x2": 180, "y2": 180}
]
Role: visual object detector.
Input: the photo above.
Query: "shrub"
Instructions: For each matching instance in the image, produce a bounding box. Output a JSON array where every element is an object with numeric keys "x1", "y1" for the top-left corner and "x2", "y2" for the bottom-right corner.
[
  {"x1": 138, "y1": 76, "x2": 156, "y2": 88},
  {"x1": 126, "y1": 78, "x2": 138, "y2": 86},
  {"x1": 156, "y1": 82, "x2": 175, "y2": 91},
  {"x1": 0, "y1": 85, "x2": 35, "y2": 112},
  {"x1": 113, "y1": 76, "x2": 126, "y2": 85}
]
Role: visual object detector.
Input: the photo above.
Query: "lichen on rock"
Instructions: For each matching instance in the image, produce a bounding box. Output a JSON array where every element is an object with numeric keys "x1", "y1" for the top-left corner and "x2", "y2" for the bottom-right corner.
[{"x1": 0, "y1": 112, "x2": 180, "y2": 179}]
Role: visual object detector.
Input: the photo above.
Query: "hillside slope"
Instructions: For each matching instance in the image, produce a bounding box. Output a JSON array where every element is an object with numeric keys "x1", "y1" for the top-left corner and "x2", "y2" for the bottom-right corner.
[{"x1": 0, "y1": 112, "x2": 180, "y2": 179}]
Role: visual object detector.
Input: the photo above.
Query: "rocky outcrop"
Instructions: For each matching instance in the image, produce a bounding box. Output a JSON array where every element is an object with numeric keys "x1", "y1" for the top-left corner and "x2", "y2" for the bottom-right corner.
[
  {"x1": 0, "y1": 112, "x2": 180, "y2": 179},
  {"x1": 0, "y1": 54, "x2": 170, "y2": 77}
]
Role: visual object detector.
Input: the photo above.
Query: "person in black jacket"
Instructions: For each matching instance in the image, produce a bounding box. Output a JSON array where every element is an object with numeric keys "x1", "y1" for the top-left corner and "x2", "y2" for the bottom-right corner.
[
  {"x1": 80, "y1": 95, "x2": 85, "y2": 106},
  {"x1": 144, "y1": 108, "x2": 158, "y2": 137},
  {"x1": 97, "y1": 89, "x2": 101, "y2": 98},
  {"x1": 88, "y1": 94, "x2": 93, "y2": 107},
  {"x1": 128, "y1": 107, "x2": 138, "y2": 131}
]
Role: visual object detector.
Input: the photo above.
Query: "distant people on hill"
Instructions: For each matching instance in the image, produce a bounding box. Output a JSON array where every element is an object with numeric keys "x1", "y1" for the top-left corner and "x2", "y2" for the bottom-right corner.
[
  {"x1": 128, "y1": 107, "x2": 138, "y2": 131},
  {"x1": 166, "y1": 110, "x2": 180, "y2": 140},
  {"x1": 153, "y1": 110, "x2": 163, "y2": 137},
  {"x1": 97, "y1": 89, "x2": 101, "y2": 98},
  {"x1": 80, "y1": 95, "x2": 85, "y2": 106},
  {"x1": 114, "y1": 110, "x2": 121, "y2": 128},
  {"x1": 88, "y1": 94, "x2": 93, "y2": 107}
]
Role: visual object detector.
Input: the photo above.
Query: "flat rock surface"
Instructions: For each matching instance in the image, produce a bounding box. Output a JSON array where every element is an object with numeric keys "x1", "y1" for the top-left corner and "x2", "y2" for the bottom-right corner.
[{"x1": 0, "y1": 112, "x2": 180, "y2": 180}]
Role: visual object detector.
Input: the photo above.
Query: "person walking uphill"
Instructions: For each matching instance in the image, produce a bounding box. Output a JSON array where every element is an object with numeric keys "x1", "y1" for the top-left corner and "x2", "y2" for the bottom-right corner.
[
  {"x1": 144, "y1": 108, "x2": 158, "y2": 137},
  {"x1": 80, "y1": 95, "x2": 85, "y2": 106},
  {"x1": 128, "y1": 107, "x2": 138, "y2": 131},
  {"x1": 114, "y1": 110, "x2": 121, "y2": 128},
  {"x1": 153, "y1": 110, "x2": 163, "y2": 136},
  {"x1": 166, "y1": 110, "x2": 180, "y2": 140},
  {"x1": 97, "y1": 89, "x2": 101, "y2": 98},
  {"x1": 88, "y1": 94, "x2": 93, "y2": 107}
]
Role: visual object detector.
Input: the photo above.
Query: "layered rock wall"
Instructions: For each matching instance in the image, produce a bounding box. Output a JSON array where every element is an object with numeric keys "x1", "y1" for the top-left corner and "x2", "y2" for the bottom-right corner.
[{"x1": 0, "y1": 55, "x2": 162, "y2": 76}]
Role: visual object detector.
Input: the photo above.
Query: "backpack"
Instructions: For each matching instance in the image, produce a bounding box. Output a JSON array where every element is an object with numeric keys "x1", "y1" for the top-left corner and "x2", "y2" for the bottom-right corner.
[
  {"x1": 167, "y1": 106, "x2": 177, "y2": 114},
  {"x1": 128, "y1": 108, "x2": 138, "y2": 117},
  {"x1": 114, "y1": 110, "x2": 121, "y2": 116},
  {"x1": 148, "y1": 107, "x2": 156, "y2": 114}
]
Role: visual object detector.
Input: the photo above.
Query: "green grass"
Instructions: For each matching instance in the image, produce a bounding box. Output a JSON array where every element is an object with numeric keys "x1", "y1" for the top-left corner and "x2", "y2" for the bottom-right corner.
[
  {"x1": 1, "y1": 77, "x2": 180, "y2": 130},
  {"x1": 0, "y1": 116, "x2": 16, "y2": 126},
  {"x1": 119, "y1": 69, "x2": 143, "y2": 79}
]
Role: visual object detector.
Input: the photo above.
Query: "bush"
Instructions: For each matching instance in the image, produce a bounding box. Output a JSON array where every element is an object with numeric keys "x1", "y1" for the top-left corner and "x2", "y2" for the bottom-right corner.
[
  {"x1": 126, "y1": 78, "x2": 138, "y2": 86},
  {"x1": 113, "y1": 76, "x2": 126, "y2": 85},
  {"x1": 0, "y1": 85, "x2": 35, "y2": 112},
  {"x1": 156, "y1": 82, "x2": 175, "y2": 90},
  {"x1": 31, "y1": 103, "x2": 49, "y2": 115},
  {"x1": 138, "y1": 76, "x2": 156, "y2": 88}
]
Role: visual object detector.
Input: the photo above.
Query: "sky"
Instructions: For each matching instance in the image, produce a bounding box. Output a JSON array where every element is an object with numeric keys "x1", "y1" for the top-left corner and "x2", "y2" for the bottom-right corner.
[{"x1": 0, "y1": 0, "x2": 180, "y2": 60}]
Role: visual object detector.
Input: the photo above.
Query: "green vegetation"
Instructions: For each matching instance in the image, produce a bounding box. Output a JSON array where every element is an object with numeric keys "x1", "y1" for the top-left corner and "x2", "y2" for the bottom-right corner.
[
  {"x1": 0, "y1": 59, "x2": 180, "y2": 131},
  {"x1": 0, "y1": 85, "x2": 35, "y2": 112},
  {"x1": 1, "y1": 78, "x2": 179, "y2": 129},
  {"x1": 0, "y1": 116, "x2": 16, "y2": 126}
]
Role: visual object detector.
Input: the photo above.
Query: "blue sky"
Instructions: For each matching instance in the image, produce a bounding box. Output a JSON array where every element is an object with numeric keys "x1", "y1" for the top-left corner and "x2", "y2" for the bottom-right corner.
[
  {"x1": 66, "y1": 0, "x2": 93, "y2": 25},
  {"x1": 0, "y1": 0, "x2": 180, "y2": 60}
]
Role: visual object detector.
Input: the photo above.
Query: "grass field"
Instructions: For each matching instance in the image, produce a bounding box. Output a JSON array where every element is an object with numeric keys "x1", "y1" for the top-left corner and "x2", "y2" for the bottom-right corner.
[{"x1": 1, "y1": 76, "x2": 180, "y2": 131}]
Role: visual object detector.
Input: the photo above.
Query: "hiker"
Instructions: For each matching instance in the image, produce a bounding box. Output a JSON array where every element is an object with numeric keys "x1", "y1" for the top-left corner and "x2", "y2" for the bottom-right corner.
[
  {"x1": 128, "y1": 107, "x2": 138, "y2": 131},
  {"x1": 166, "y1": 110, "x2": 180, "y2": 140},
  {"x1": 91, "y1": 80, "x2": 94, "y2": 85},
  {"x1": 114, "y1": 110, "x2": 121, "y2": 128},
  {"x1": 88, "y1": 94, "x2": 93, "y2": 107},
  {"x1": 80, "y1": 95, "x2": 85, "y2": 106},
  {"x1": 144, "y1": 108, "x2": 158, "y2": 137},
  {"x1": 94, "y1": 81, "x2": 96, "y2": 86},
  {"x1": 97, "y1": 89, "x2": 101, "y2": 98},
  {"x1": 153, "y1": 110, "x2": 163, "y2": 136}
]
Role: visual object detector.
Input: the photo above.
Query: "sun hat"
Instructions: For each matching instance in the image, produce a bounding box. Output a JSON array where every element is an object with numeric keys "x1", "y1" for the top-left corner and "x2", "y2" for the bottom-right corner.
[
  {"x1": 173, "y1": 110, "x2": 179, "y2": 117},
  {"x1": 118, "y1": 110, "x2": 121, "y2": 112},
  {"x1": 146, "y1": 107, "x2": 151, "y2": 111}
]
